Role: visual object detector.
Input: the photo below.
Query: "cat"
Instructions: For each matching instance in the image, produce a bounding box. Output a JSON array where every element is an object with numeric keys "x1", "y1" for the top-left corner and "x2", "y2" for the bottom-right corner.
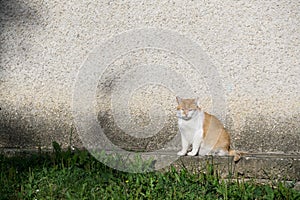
[{"x1": 176, "y1": 96, "x2": 242, "y2": 162}]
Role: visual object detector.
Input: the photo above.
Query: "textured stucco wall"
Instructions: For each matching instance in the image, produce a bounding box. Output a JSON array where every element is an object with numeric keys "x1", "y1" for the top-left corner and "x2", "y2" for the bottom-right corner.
[{"x1": 0, "y1": 0, "x2": 299, "y2": 153}]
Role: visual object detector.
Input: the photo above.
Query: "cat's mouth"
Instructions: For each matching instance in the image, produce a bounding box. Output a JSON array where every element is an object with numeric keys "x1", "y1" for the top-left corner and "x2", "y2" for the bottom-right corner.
[{"x1": 178, "y1": 115, "x2": 193, "y2": 120}]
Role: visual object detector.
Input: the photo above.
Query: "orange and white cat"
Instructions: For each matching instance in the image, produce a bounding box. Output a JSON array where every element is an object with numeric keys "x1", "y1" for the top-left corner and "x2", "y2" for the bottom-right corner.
[{"x1": 176, "y1": 97, "x2": 242, "y2": 162}]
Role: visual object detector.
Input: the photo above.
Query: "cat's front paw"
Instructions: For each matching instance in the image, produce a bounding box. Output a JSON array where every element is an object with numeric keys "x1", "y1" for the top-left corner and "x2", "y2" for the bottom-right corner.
[
  {"x1": 187, "y1": 151, "x2": 198, "y2": 156},
  {"x1": 177, "y1": 151, "x2": 187, "y2": 156}
]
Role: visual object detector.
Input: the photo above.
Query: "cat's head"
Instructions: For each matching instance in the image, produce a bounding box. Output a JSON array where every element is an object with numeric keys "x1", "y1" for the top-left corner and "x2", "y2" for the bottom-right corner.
[{"x1": 176, "y1": 96, "x2": 201, "y2": 120}]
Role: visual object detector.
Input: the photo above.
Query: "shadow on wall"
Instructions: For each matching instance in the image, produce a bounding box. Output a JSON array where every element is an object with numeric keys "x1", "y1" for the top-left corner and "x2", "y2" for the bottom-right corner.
[
  {"x1": 97, "y1": 111, "x2": 178, "y2": 152},
  {"x1": 236, "y1": 114, "x2": 300, "y2": 154},
  {"x1": 0, "y1": 108, "x2": 37, "y2": 148},
  {"x1": 0, "y1": 0, "x2": 42, "y2": 25},
  {"x1": 0, "y1": 0, "x2": 43, "y2": 148}
]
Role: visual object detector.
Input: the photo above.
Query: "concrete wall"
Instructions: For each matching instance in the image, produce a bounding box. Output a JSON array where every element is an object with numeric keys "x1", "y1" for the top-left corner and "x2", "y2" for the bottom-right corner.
[{"x1": 0, "y1": 0, "x2": 299, "y2": 153}]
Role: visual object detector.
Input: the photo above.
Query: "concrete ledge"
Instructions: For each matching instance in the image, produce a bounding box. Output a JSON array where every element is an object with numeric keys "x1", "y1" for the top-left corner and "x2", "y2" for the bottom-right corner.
[
  {"x1": 1, "y1": 148, "x2": 299, "y2": 182},
  {"x1": 170, "y1": 153, "x2": 300, "y2": 181}
]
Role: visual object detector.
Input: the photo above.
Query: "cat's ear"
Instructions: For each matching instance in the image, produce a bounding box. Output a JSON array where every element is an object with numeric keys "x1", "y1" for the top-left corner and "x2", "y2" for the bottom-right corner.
[
  {"x1": 195, "y1": 97, "x2": 201, "y2": 108},
  {"x1": 176, "y1": 96, "x2": 182, "y2": 104}
]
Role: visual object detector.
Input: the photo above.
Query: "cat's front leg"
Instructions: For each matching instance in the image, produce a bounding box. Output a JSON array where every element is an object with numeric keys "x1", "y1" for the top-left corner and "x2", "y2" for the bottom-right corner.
[
  {"x1": 187, "y1": 131, "x2": 203, "y2": 156},
  {"x1": 177, "y1": 134, "x2": 189, "y2": 156},
  {"x1": 187, "y1": 140, "x2": 202, "y2": 156}
]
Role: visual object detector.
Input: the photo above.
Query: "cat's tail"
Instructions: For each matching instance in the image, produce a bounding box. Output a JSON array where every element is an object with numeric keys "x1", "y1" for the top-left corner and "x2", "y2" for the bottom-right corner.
[{"x1": 229, "y1": 149, "x2": 247, "y2": 162}]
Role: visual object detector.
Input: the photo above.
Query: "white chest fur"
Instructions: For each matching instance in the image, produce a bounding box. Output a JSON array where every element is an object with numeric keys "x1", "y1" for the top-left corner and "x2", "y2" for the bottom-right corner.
[{"x1": 178, "y1": 110, "x2": 204, "y2": 143}]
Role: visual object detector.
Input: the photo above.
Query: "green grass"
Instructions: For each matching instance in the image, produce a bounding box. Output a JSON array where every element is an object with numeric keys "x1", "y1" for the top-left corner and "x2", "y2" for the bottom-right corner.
[{"x1": 0, "y1": 142, "x2": 299, "y2": 200}]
